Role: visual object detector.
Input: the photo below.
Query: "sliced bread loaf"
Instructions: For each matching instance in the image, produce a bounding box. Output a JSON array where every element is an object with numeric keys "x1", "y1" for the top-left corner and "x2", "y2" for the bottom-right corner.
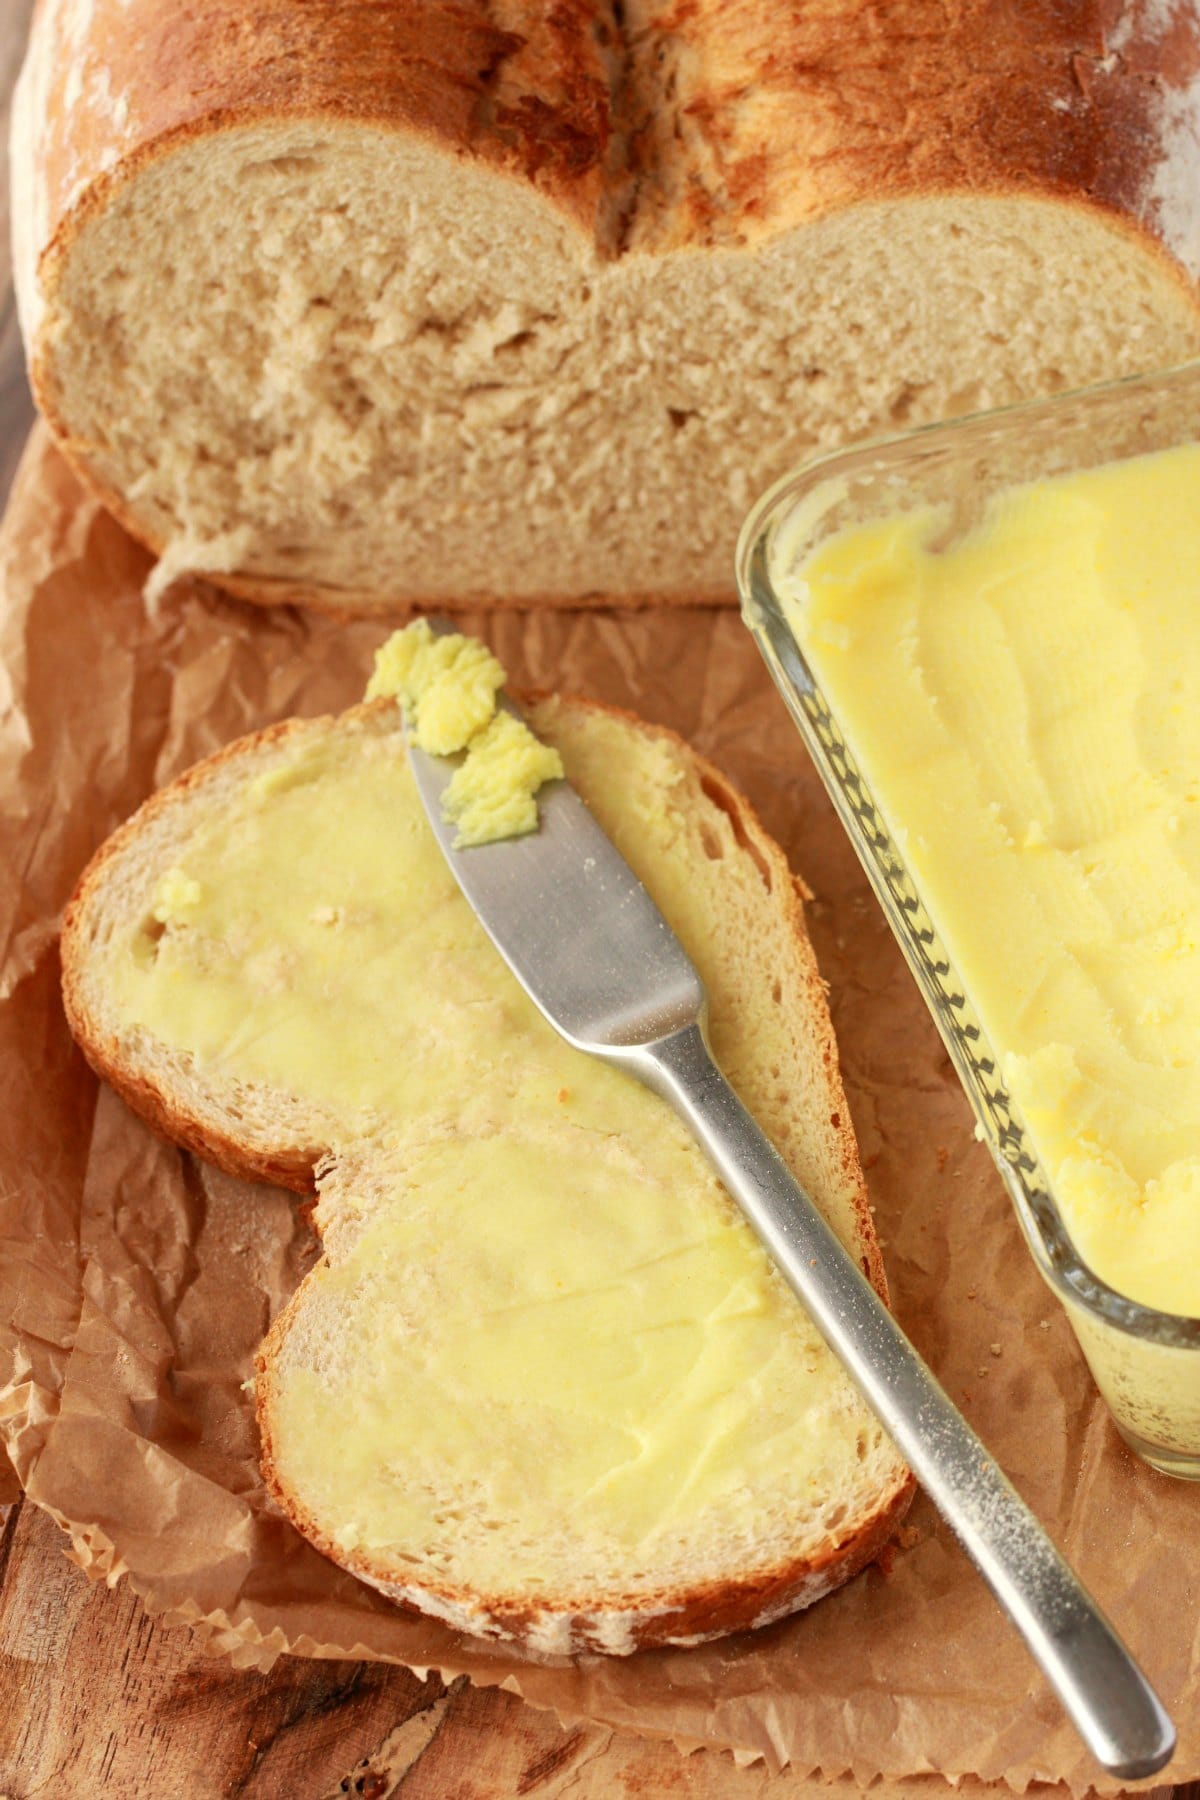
[
  {"x1": 60, "y1": 690, "x2": 913, "y2": 1653},
  {"x1": 14, "y1": 1, "x2": 1200, "y2": 610}
]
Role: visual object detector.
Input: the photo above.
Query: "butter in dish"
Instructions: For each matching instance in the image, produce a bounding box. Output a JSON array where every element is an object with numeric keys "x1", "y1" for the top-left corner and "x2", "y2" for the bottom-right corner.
[{"x1": 737, "y1": 361, "x2": 1200, "y2": 1477}]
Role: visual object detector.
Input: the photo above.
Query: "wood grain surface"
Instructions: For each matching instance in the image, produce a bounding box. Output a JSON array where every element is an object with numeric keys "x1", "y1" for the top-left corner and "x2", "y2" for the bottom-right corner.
[
  {"x1": 14, "y1": 1494, "x2": 1150, "y2": 1800},
  {"x1": 0, "y1": 8, "x2": 1196, "y2": 1798}
]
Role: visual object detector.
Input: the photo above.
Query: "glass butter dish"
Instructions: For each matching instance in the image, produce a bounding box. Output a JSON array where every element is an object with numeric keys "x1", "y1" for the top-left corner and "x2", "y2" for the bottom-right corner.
[{"x1": 736, "y1": 361, "x2": 1200, "y2": 1478}]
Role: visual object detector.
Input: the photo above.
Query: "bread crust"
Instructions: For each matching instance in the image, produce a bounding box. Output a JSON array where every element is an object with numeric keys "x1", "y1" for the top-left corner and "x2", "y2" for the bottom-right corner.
[
  {"x1": 19, "y1": 0, "x2": 616, "y2": 255},
  {"x1": 61, "y1": 714, "x2": 328, "y2": 1192},
  {"x1": 254, "y1": 1309, "x2": 914, "y2": 1653},
  {"x1": 20, "y1": 0, "x2": 1200, "y2": 273},
  {"x1": 60, "y1": 691, "x2": 915, "y2": 1653},
  {"x1": 14, "y1": 1, "x2": 1200, "y2": 612}
]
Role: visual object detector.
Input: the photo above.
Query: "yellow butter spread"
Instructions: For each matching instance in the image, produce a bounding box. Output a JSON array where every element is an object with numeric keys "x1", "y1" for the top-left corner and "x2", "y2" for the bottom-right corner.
[
  {"x1": 107, "y1": 705, "x2": 880, "y2": 1578},
  {"x1": 786, "y1": 441, "x2": 1200, "y2": 1315},
  {"x1": 366, "y1": 621, "x2": 563, "y2": 845},
  {"x1": 274, "y1": 1130, "x2": 849, "y2": 1571}
]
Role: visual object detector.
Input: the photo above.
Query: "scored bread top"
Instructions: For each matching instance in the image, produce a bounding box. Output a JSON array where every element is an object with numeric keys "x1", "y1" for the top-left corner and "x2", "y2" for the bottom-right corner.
[
  {"x1": 20, "y1": 0, "x2": 1200, "y2": 269},
  {"x1": 61, "y1": 692, "x2": 913, "y2": 1655}
]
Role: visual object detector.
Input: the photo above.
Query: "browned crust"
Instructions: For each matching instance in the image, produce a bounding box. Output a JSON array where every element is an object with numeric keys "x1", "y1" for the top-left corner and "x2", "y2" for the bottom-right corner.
[
  {"x1": 64, "y1": 1039, "x2": 321, "y2": 1195},
  {"x1": 254, "y1": 1300, "x2": 913, "y2": 1653},
  {"x1": 61, "y1": 689, "x2": 914, "y2": 1651},
  {"x1": 155, "y1": 562, "x2": 737, "y2": 619},
  {"x1": 624, "y1": 0, "x2": 1200, "y2": 258},
  {"x1": 24, "y1": 0, "x2": 1200, "y2": 267},
  {"x1": 17, "y1": 1, "x2": 1200, "y2": 614},
  {"x1": 17, "y1": 439, "x2": 737, "y2": 615},
  {"x1": 61, "y1": 713, "x2": 334, "y2": 1195},
  {"x1": 25, "y1": 0, "x2": 617, "y2": 249}
]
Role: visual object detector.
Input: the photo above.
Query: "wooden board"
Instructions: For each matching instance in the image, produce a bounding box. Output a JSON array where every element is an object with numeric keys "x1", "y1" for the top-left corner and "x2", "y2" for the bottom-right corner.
[
  {"x1": 0, "y1": 10, "x2": 1196, "y2": 1797},
  {"x1": 2, "y1": 1498, "x2": 1197, "y2": 1798}
]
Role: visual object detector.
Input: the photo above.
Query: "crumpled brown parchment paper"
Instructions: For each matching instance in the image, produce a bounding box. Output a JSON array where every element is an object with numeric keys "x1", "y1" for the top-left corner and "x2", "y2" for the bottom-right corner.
[{"x1": 0, "y1": 428, "x2": 1195, "y2": 1793}]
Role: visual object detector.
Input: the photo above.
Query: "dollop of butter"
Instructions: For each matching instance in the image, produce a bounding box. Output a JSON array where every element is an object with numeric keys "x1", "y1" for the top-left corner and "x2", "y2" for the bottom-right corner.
[
  {"x1": 443, "y1": 710, "x2": 564, "y2": 845},
  {"x1": 367, "y1": 621, "x2": 563, "y2": 846},
  {"x1": 366, "y1": 619, "x2": 504, "y2": 754},
  {"x1": 152, "y1": 866, "x2": 202, "y2": 923}
]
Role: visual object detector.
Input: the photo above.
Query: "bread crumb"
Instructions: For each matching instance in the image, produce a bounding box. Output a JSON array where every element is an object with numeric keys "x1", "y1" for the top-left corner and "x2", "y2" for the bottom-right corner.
[
  {"x1": 966, "y1": 1286, "x2": 978, "y2": 1300},
  {"x1": 990, "y1": 1342, "x2": 1002, "y2": 1356},
  {"x1": 897, "y1": 1524, "x2": 921, "y2": 1550},
  {"x1": 1039, "y1": 1318, "x2": 1051, "y2": 1329}
]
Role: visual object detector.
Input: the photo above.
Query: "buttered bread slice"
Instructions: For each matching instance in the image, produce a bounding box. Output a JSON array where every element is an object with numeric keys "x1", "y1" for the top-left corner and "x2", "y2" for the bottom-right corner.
[{"x1": 61, "y1": 691, "x2": 912, "y2": 1653}]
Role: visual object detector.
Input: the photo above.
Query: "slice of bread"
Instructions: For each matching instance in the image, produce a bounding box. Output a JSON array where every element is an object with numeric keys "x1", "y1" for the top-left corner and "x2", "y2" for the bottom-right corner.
[{"x1": 61, "y1": 692, "x2": 913, "y2": 1654}]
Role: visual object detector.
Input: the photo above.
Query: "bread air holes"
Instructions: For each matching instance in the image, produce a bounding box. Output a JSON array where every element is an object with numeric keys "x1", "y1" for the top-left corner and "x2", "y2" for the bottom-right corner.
[
  {"x1": 888, "y1": 381, "x2": 928, "y2": 426},
  {"x1": 133, "y1": 916, "x2": 166, "y2": 966},
  {"x1": 944, "y1": 381, "x2": 986, "y2": 418},
  {"x1": 668, "y1": 407, "x2": 699, "y2": 432},
  {"x1": 699, "y1": 776, "x2": 772, "y2": 890},
  {"x1": 237, "y1": 153, "x2": 323, "y2": 182}
]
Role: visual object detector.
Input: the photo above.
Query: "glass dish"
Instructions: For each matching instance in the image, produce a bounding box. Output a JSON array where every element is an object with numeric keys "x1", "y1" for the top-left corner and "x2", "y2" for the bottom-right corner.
[{"x1": 735, "y1": 361, "x2": 1200, "y2": 1479}]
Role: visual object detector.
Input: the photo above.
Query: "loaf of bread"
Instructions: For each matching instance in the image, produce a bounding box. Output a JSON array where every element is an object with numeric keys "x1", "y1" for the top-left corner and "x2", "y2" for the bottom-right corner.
[
  {"x1": 60, "y1": 687, "x2": 913, "y2": 1653},
  {"x1": 14, "y1": 2, "x2": 1200, "y2": 611}
]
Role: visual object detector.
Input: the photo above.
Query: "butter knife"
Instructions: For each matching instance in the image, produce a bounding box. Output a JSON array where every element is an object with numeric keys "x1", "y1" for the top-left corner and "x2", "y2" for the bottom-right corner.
[{"x1": 405, "y1": 687, "x2": 1174, "y2": 1780}]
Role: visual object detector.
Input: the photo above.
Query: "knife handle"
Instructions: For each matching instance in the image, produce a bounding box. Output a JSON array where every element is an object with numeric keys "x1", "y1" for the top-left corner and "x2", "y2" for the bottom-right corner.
[{"x1": 628, "y1": 1021, "x2": 1174, "y2": 1782}]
